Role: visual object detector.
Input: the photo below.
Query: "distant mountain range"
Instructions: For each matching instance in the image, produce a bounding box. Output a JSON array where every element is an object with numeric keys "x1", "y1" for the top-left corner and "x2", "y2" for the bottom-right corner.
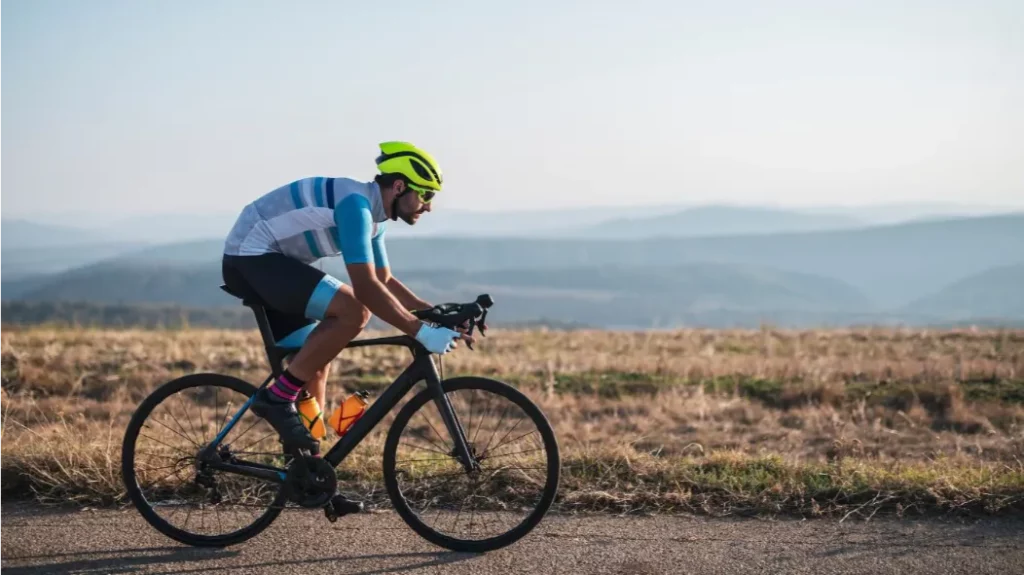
[
  {"x1": 574, "y1": 206, "x2": 864, "y2": 238},
  {"x1": 1, "y1": 241, "x2": 149, "y2": 280},
  {"x1": 313, "y1": 213, "x2": 1024, "y2": 310},
  {"x1": 5, "y1": 201, "x2": 1017, "y2": 247},
  {"x1": 1, "y1": 261, "x2": 877, "y2": 328},
  {"x1": 1, "y1": 220, "x2": 110, "y2": 248},
  {"x1": 903, "y1": 263, "x2": 1024, "y2": 321},
  {"x1": 3, "y1": 211, "x2": 1022, "y2": 328}
]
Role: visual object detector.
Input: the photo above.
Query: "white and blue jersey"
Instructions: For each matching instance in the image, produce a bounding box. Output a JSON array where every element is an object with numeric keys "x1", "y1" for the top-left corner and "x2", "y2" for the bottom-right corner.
[{"x1": 224, "y1": 177, "x2": 389, "y2": 269}]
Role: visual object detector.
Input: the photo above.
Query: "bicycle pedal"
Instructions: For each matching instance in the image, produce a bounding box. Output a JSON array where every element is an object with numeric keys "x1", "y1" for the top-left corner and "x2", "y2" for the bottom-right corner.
[{"x1": 324, "y1": 495, "x2": 364, "y2": 523}]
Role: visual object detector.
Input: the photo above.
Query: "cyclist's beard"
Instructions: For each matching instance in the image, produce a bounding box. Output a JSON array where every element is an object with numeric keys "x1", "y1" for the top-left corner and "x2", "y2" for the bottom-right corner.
[{"x1": 398, "y1": 204, "x2": 426, "y2": 225}]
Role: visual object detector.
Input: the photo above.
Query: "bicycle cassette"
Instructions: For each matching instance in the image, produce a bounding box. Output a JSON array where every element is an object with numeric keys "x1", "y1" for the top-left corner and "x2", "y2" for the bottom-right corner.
[{"x1": 284, "y1": 455, "x2": 337, "y2": 508}]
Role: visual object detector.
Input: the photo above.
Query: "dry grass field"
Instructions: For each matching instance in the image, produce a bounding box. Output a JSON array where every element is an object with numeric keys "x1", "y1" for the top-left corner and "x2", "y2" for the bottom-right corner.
[{"x1": 3, "y1": 325, "x2": 1023, "y2": 518}]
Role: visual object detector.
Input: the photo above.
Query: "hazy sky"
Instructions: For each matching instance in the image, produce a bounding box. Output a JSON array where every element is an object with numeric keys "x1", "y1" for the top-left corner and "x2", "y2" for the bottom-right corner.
[{"x1": 3, "y1": 0, "x2": 1022, "y2": 221}]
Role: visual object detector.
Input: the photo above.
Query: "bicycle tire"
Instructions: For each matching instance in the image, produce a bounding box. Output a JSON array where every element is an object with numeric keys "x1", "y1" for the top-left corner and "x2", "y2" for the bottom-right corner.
[
  {"x1": 121, "y1": 373, "x2": 287, "y2": 547},
  {"x1": 382, "y1": 376, "x2": 560, "y2": 552}
]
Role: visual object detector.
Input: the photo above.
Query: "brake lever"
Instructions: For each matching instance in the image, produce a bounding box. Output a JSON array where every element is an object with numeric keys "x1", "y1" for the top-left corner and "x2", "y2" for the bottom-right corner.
[{"x1": 465, "y1": 317, "x2": 476, "y2": 351}]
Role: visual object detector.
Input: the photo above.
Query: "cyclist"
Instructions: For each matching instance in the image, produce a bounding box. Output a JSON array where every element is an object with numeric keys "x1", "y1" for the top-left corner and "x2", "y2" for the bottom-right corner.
[{"x1": 221, "y1": 141, "x2": 470, "y2": 454}]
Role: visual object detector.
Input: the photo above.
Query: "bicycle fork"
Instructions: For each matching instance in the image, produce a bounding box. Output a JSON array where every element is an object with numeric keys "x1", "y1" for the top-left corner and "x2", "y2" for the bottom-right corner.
[{"x1": 424, "y1": 359, "x2": 478, "y2": 473}]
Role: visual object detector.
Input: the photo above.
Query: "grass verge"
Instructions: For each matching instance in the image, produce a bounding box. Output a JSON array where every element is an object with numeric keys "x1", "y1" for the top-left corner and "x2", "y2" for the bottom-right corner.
[{"x1": 2, "y1": 417, "x2": 1021, "y2": 519}]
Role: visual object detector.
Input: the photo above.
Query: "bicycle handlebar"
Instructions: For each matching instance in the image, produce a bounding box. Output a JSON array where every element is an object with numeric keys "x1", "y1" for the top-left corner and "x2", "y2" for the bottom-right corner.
[{"x1": 412, "y1": 294, "x2": 493, "y2": 350}]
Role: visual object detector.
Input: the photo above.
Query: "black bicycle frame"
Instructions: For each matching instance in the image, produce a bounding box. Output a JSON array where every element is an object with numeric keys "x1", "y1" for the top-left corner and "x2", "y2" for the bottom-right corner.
[{"x1": 202, "y1": 335, "x2": 477, "y2": 484}]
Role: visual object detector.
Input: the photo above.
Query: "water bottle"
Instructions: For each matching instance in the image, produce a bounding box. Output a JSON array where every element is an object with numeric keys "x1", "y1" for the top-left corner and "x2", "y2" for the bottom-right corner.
[
  {"x1": 296, "y1": 394, "x2": 327, "y2": 441},
  {"x1": 328, "y1": 391, "x2": 369, "y2": 437}
]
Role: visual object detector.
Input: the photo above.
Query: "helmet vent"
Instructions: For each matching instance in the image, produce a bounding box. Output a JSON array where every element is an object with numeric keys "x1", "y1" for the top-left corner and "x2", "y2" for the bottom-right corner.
[{"x1": 409, "y1": 158, "x2": 433, "y2": 182}]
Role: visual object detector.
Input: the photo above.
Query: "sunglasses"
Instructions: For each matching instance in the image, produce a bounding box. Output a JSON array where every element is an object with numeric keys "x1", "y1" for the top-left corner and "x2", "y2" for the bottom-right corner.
[{"x1": 408, "y1": 185, "x2": 436, "y2": 203}]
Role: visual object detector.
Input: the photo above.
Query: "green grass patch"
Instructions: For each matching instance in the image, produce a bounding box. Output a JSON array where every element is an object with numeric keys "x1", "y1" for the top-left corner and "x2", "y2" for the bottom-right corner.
[
  {"x1": 552, "y1": 371, "x2": 680, "y2": 397},
  {"x1": 489, "y1": 370, "x2": 1024, "y2": 412},
  {"x1": 961, "y1": 377, "x2": 1024, "y2": 404},
  {"x1": 557, "y1": 451, "x2": 1024, "y2": 516}
]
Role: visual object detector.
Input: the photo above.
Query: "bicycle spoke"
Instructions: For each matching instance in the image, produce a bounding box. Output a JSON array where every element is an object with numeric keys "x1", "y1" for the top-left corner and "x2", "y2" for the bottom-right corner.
[
  {"x1": 234, "y1": 430, "x2": 278, "y2": 455},
  {"x1": 174, "y1": 390, "x2": 204, "y2": 447},
  {"x1": 149, "y1": 403, "x2": 199, "y2": 449},
  {"x1": 470, "y1": 389, "x2": 494, "y2": 446},
  {"x1": 138, "y1": 433, "x2": 193, "y2": 457},
  {"x1": 482, "y1": 446, "x2": 545, "y2": 461},
  {"x1": 398, "y1": 440, "x2": 451, "y2": 457},
  {"x1": 395, "y1": 455, "x2": 456, "y2": 465},
  {"x1": 418, "y1": 409, "x2": 453, "y2": 453},
  {"x1": 147, "y1": 414, "x2": 201, "y2": 448},
  {"x1": 145, "y1": 464, "x2": 190, "y2": 491},
  {"x1": 228, "y1": 417, "x2": 263, "y2": 446},
  {"x1": 484, "y1": 414, "x2": 526, "y2": 457},
  {"x1": 138, "y1": 461, "x2": 187, "y2": 475},
  {"x1": 480, "y1": 402, "x2": 512, "y2": 456},
  {"x1": 407, "y1": 427, "x2": 452, "y2": 457},
  {"x1": 136, "y1": 450, "x2": 187, "y2": 461},
  {"x1": 488, "y1": 429, "x2": 539, "y2": 456}
]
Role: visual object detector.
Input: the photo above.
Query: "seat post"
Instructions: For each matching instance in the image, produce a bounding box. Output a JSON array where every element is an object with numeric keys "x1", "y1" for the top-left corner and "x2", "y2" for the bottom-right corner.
[
  {"x1": 220, "y1": 283, "x2": 289, "y2": 377},
  {"x1": 249, "y1": 303, "x2": 286, "y2": 376}
]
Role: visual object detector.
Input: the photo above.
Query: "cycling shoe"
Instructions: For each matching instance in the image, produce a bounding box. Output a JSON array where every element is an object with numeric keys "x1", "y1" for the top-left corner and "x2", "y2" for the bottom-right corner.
[{"x1": 250, "y1": 387, "x2": 320, "y2": 454}]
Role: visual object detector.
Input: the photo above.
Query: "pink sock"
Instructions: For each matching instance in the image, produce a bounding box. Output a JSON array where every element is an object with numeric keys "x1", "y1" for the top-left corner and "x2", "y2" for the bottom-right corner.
[{"x1": 267, "y1": 374, "x2": 302, "y2": 402}]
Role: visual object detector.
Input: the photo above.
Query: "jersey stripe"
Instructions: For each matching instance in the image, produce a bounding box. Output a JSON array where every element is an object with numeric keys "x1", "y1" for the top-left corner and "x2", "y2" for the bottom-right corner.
[
  {"x1": 301, "y1": 178, "x2": 315, "y2": 207},
  {"x1": 290, "y1": 182, "x2": 319, "y2": 256},
  {"x1": 314, "y1": 177, "x2": 325, "y2": 207},
  {"x1": 326, "y1": 178, "x2": 336, "y2": 208},
  {"x1": 303, "y1": 231, "x2": 322, "y2": 259},
  {"x1": 314, "y1": 228, "x2": 334, "y2": 256},
  {"x1": 325, "y1": 226, "x2": 341, "y2": 252}
]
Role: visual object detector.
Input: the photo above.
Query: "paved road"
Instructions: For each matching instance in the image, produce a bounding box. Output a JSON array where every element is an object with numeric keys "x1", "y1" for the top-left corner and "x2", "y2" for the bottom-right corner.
[{"x1": 2, "y1": 503, "x2": 1022, "y2": 574}]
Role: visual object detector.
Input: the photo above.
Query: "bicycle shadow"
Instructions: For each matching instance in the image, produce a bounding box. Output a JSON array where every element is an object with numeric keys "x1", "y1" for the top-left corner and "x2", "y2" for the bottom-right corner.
[
  {"x1": 147, "y1": 550, "x2": 479, "y2": 575},
  {"x1": 1, "y1": 546, "x2": 239, "y2": 575},
  {"x1": 3, "y1": 547, "x2": 478, "y2": 575}
]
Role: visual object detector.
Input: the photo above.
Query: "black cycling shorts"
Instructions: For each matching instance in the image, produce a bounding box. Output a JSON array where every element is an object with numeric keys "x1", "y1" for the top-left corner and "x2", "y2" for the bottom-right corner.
[{"x1": 222, "y1": 253, "x2": 344, "y2": 345}]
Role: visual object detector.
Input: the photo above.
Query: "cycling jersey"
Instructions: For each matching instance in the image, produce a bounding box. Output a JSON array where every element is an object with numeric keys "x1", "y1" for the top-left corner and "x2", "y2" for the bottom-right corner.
[{"x1": 224, "y1": 177, "x2": 389, "y2": 268}]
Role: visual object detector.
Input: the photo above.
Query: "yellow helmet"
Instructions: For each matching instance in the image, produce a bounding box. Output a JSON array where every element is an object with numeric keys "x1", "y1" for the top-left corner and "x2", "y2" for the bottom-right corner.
[{"x1": 375, "y1": 141, "x2": 443, "y2": 194}]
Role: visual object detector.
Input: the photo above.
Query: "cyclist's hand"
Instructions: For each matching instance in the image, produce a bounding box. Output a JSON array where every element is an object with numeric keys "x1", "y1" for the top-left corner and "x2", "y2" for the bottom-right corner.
[
  {"x1": 415, "y1": 324, "x2": 462, "y2": 354},
  {"x1": 452, "y1": 327, "x2": 476, "y2": 349}
]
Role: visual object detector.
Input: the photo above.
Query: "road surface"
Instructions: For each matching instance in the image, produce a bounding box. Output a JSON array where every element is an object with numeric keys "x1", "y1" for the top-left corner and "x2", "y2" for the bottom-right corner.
[{"x1": 2, "y1": 502, "x2": 1022, "y2": 574}]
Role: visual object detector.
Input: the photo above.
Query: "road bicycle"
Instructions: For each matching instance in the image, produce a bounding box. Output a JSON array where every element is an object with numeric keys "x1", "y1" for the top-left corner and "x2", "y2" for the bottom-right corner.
[{"x1": 121, "y1": 286, "x2": 561, "y2": 552}]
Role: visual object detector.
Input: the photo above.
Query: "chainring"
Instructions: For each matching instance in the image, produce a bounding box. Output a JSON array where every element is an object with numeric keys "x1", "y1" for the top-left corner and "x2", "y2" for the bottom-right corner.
[{"x1": 284, "y1": 455, "x2": 337, "y2": 508}]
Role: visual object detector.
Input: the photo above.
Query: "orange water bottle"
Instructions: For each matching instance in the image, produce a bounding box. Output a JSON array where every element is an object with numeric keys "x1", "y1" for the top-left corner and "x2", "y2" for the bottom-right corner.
[
  {"x1": 328, "y1": 391, "x2": 369, "y2": 437},
  {"x1": 296, "y1": 394, "x2": 327, "y2": 441}
]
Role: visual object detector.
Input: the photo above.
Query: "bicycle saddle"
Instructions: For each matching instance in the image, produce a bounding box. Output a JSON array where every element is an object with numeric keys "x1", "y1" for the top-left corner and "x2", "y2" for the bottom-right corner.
[{"x1": 220, "y1": 284, "x2": 268, "y2": 308}]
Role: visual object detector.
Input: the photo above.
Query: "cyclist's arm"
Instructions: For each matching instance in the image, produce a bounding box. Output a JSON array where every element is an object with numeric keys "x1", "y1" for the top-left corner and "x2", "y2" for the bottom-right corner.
[
  {"x1": 380, "y1": 272, "x2": 431, "y2": 311},
  {"x1": 347, "y1": 264, "x2": 421, "y2": 335},
  {"x1": 335, "y1": 197, "x2": 421, "y2": 336},
  {"x1": 371, "y1": 230, "x2": 432, "y2": 311}
]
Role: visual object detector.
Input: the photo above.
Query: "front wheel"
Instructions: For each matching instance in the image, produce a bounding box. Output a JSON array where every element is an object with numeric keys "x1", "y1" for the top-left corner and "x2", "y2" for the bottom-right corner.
[{"x1": 382, "y1": 377, "x2": 560, "y2": 552}]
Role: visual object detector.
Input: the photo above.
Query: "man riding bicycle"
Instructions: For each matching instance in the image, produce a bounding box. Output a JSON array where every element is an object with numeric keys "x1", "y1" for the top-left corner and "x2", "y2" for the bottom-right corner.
[{"x1": 221, "y1": 141, "x2": 469, "y2": 454}]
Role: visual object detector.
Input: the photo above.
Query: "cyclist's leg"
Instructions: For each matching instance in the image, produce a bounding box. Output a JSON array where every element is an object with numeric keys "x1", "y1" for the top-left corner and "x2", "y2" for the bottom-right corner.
[
  {"x1": 267, "y1": 310, "x2": 328, "y2": 408},
  {"x1": 306, "y1": 363, "x2": 329, "y2": 414},
  {"x1": 282, "y1": 284, "x2": 371, "y2": 385}
]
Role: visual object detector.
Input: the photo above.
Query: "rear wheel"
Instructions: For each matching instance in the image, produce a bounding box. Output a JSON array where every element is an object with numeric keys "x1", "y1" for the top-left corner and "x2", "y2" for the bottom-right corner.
[
  {"x1": 122, "y1": 373, "x2": 288, "y2": 547},
  {"x1": 383, "y1": 377, "x2": 560, "y2": 552}
]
